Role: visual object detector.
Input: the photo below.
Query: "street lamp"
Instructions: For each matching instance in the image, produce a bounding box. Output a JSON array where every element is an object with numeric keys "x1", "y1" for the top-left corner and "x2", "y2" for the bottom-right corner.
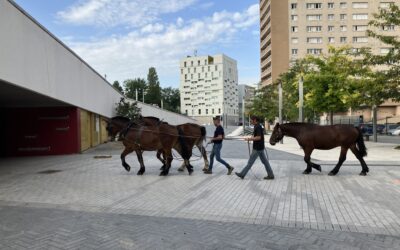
[
  {"x1": 386, "y1": 116, "x2": 392, "y2": 135},
  {"x1": 298, "y1": 75, "x2": 304, "y2": 123}
]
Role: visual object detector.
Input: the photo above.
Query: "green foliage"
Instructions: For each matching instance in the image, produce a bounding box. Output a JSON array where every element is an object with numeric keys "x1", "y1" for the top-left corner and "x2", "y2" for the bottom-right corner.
[
  {"x1": 248, "y1": 84, "x2": 278, "y2": 123},
  {"x1": 124, "y1": 78, "x2": 147, "y2": 101},
  {"x1": 112, "y1": 81, "x2": 124, "y2": 94},
  {"x1": 145, "y1": 67, "x2": 162, "y2": 106},
  {"x1": 161, "y1": 87, "x2": 180, "y2": 113},
  {"x1": 115, "y1": 97, "x2": 141, "y2": 120}
]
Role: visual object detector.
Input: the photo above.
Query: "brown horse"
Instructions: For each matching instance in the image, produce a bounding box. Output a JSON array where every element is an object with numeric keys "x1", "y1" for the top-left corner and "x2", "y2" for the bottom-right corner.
[
  {"x1": 140, "y1": 116, "x2": 208, "y2": 171},
  {"x1": 269, "y1": 123, "x2": 369, "y2": 176}
]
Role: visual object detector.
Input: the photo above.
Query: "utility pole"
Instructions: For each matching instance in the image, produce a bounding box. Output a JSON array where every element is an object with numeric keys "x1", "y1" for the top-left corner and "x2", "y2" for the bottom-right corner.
[
  {"x1": 242, "y1": 97, "x2": 245, "y2": 131},
  {"x1": 142, "y1": 89, "x2": 145, "y2": 103},
  {"x1": 299, "y1": 75, "x2": 304, "y2": 122},
  {"x1": 135, "y1": 89, "x2": 138, "y2": 101},
  {"x1": 161, "y1": 99, "x2": 164, "y2": 109},
  {"x1": 372, "y1": 105, "x2": 378, "y2": 142}
]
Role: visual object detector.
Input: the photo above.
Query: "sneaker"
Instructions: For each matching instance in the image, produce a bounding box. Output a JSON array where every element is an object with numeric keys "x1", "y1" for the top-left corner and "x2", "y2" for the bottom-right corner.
[
  {"x1": 204, "y1": 170, "x2": 212, "y2": 174},
  {"x1": 227, "y1": 166, "x2": 234, "y2": 175},
  {"x1": 202, "y1": 168, "x2": 208, "y2": 172},
  {"x1": 235, "y1": 172, "x2": 244, "y2": 179},
  {"x1": 264, "y1": 175, "x2": 275, "y2": 180}
]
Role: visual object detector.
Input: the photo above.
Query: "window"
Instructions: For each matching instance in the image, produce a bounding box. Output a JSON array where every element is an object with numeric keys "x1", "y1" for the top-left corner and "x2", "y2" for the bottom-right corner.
[
  {"x1": 340, "y1": 14, "x2": 347, "y2": 20},
  {"x1": 353, "y1": 37, "x2": 368, "y2": 43},
  {"x1": 353, "y1": 14, "x2": 368, "y2": 20},
  {"x1": 307, "y1": 15, "x2": 322, "y2": 21},
  {"x1": 292, "y1": 26, "x2": 298, "y2": 32},
  {"x1": 218, "y1": 108, "x2": 221, "y2": 114},
  {"x1": 191, "y1": 74, "x2": 193, "y2": 79},
  {"x1": 184, "y1": 74, "x2": 187, "y2": 80},
  {"x1": 206, "y1": 109, "x2": 208, "y2": 115},
  {"x1": 204, "y1": 59, "x2": 207, "y2": 65},
  {"x1": 380, "y1": 48, "x2": 391, "y2": 54},
  {"x1": 340, "y1": 25, "x2": 347, "y2": 32},
  {"x1": 292, "y1": 49, "x2": 298, "y2": 55},
  {"x1": 215, "y1": 65, "x2": 218, "y2": 71},
  {"x1": 198, "y1": 73, "x2": 200, "y2": 78},
  {"x1": 353, "y1": 25, "x2": 368, "y2": 31},
  {"x1": 307, "y1": 26, "x2": 322, "y2": 32},
  {"x1": 191, "y1": 61, "x2": 193, "y2": 66},
  {"x1": 202, "y1": 66, "x2": 204, "y2": 72},
  {"x1": 198, "y1": 109, "x2": 201, "y2": 115},
  {"x1": 328, "y1": 2, "x2": 334, "y2": 8},
  {"x1": 184, "y1": 62, "x2": 187, "y2": 67},
  {"x1": 292, "y1": 37, "x2": 299, "y2": 44},
  {"x1": 194, "y1": 67, "x2": 196, "y2": 73},
  {"x1": 306, "y1": 3, "x2": 322, "y2": 9},
  {"x1": 328, "y1": 14, "x2": 334, "y2": 20},
  {"x1": 291, "y1": 3, "x2": 297, "y2": 9},
  {"x1": 307, "y1": 37, "x2": 323, "y2": 44},
  {"x1": 328, "y1": 37, "x2": 335, "y2": 43},
  {"x1": 291, "y1": 15, "x2": 298, "y2": 21},
  {"x1": 380, "y1": 2, "x2": 393, "y2": 9},
  {"x1": 307, "y1": 49, "x2": 322, "y2": 55},
  {"x1": 212, "y1": 108, "x2": 214, "y2": 114},
  {"x1": 340, "y1": 37, "x2": 347, "y2": 43},
  {"x1": 352, "y1": 2, "x2": 368, "y2": 9},
  {"x1": 328, "y1": 26, "x2": 334, "y2": 32},
  {"x1": 382, "y1": 25, "x2": 395, "y2": 31},
  {"x1": 340, "y1": 2, "x2": 347, "y2": 8}
]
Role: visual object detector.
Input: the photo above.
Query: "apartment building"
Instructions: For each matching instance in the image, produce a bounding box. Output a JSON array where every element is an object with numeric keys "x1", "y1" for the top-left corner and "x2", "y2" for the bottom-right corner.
[
  {"x1": 179, "y1": 54, "x2": 239, "y2": 125},
  {"x1": 260, "y1": 0, "x2": 400, "y2": 122}
]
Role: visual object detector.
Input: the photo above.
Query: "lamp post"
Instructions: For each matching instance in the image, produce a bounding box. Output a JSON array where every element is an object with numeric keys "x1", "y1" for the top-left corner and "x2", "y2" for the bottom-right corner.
[
  {"x1": 278, "y1": 81, "x2": 283, "y2": 144},
  {"x1": 298, "y1": 75, "x2": 304, "y2": 123},
  {"x1": 385, "y1": 116, "x2": 392, "y2": 135}
]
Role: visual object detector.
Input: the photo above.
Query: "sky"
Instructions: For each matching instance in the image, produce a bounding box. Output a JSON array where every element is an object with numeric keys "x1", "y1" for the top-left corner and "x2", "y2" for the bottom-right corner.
[{"x1": 14, "y1": 0, "x2": 260, "y2": 88}]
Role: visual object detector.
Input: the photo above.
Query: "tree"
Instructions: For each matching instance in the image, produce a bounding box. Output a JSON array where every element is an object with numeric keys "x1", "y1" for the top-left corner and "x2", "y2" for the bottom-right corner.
[
  {"x1": 363, "y1": 3, "x2": 400, "y2": 103},
  {"x1": 145, "y1": 67, "x2": 162, "y2": 106},
  {"x1": 115, "y1": 98, "x2": 141, "y2": 120},
  {"x1": 248, "y1": 84, "x2": 278, "y2": 123},
  {"x1": 124, "y1": 78, "x2": 147, "y2": 101},
  {"x1": 161, "y1": 87, "x2": 180, "y2": 113},
  {"x1": 112, "y1": 81, "x2": 124, "y2": 94},
  {"x1": 303, "y1": 47, "x2": 356, "y2": 124}
]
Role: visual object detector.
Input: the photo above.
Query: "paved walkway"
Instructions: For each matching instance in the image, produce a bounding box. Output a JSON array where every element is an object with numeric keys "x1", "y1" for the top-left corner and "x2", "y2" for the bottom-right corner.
[{"x1": 0, "y1": 141, "x2": 400, "y2": 249}]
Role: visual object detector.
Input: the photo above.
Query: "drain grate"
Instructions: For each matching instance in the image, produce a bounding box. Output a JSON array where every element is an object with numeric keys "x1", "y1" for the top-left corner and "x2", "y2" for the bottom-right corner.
[{"x1": 37, "y1": 170, "x2": 62, "y2": 174}]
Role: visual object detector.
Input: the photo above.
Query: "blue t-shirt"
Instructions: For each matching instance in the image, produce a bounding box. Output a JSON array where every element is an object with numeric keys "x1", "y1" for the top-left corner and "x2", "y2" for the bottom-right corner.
[{"x1": 213, "y1": 125, "x2": 224, "y2": 144}]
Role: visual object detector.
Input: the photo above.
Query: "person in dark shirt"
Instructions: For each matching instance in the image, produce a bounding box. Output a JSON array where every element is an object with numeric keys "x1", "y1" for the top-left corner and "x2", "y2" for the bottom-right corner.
[
  {"x1": 235, "y1": 115, "x2": 274, "y2": 180},
  {"x1": 204, "y1": 116, "x2": 234, "y2": 175}
]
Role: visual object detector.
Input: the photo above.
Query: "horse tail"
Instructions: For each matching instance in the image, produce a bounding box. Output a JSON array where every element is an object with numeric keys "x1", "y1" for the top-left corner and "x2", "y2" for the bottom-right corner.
[
  {"x1": 356, "y1": 127, "x2": 367, "y2": 157},
  {"x1": 177, "y1": 127, "x2": 191, "y2": 160},
  {"x1": 200, "y1": 126, "x2": 206, "y2": 142}
]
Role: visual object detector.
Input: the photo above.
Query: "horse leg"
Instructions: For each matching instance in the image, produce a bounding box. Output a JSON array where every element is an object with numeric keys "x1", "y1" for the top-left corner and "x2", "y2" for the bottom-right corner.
[
  {"x1": 350, "y1": 144, "x2": 369, "y2": 176},
  {"x1": 184, "y1": 159, "x2": 194, "y2": 175},
  {"x1": 160, "y1": 150, "x2": 173, "y2": 176},
  {"x1": 198, "y1": 145, "x2": 209, "y2": 171},
  {"x1": 157, "y1": 150, "x2": 166, "y2": 170},
  {"x1": 328, "y1": 147, "x2": 348, "y2": 176},
  {"x1": 120, "y1": 147, "x2": 133, "y2": 172},
  {"x1": 136, "y1": 150, "x2": 146, "y2": 175},
  {"x1": 302, "y1": 147, "x2": 312, "y2": 174}
]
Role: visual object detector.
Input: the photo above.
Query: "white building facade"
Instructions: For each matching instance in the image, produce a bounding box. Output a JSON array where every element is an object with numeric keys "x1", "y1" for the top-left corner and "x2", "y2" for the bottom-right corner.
[{"x1": 180, "y1": 54, "x2": 239, "y2": 125}]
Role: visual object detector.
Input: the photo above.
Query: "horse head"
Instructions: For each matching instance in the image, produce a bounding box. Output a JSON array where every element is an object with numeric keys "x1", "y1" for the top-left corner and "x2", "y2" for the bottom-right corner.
[
  {"x1": 269, "y1": 123, "x2": 283, "y2": 145},
  {"x1": 106, "y1": 116, "x2": 131, "y2": 140}
]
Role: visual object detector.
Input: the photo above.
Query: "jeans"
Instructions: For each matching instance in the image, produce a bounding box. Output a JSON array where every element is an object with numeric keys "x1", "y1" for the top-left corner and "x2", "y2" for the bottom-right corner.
[
  {"x1": 239, "y1": 149, "x2": 274, "y2": 177},
  {"x1": 209, "y1": 143, "x2": 230, "y2": 170}
]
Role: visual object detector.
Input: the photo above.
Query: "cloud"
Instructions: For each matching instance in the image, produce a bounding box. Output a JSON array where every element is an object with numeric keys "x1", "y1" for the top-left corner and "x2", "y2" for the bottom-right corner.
[
  {"x1": 66, "y1": 3, "x2": 260, "y2": 85},
  {"x1": 57, "y1": 0, "x2": 197, "y2": 27}
]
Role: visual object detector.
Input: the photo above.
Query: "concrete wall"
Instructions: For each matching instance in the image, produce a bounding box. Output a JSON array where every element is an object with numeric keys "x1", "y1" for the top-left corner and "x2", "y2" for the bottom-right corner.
[{"x1": 136, "y1": 101, "x2": 197, "y2": 125}]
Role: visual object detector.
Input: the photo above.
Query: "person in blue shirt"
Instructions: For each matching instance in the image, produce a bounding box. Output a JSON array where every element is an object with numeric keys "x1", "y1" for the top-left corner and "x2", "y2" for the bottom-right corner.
[
  {"x1": 204, "y1": 116, "x2": 234, "y2": 175},
  {"x1": 235, "y1": 115, "x2": 274, "y2": 180}
]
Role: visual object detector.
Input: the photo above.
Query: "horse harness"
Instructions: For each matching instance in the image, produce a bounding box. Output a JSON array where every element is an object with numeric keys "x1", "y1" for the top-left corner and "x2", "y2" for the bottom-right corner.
[{"x1": 121, "y1": 122, "x2": 145, "y2": 149}]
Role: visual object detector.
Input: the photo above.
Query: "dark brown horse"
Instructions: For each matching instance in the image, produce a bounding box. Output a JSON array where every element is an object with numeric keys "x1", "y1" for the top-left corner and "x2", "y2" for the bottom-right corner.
[
  {"x1": 269, "y1": 123, "x2": 369, "y2": 176},
  {"x1": 140, "y1": 116, "x2": 208, "y2": 171}
]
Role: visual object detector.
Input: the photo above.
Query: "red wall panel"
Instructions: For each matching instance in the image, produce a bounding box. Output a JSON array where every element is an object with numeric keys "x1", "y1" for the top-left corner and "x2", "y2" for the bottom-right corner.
[{"x1": 0, "y1": 107, "x2": 80, "y2": 156}]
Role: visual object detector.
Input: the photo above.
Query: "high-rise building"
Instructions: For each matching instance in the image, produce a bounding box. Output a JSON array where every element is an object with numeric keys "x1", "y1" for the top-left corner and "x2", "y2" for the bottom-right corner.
[
  {"x1": 260, "y1": 0, "x2": 400, "y2": 122},
  {"x1": 238, "y1": 84, "x2": 256, "y2": 125},
  {"x1": 260, "y1": 0, "x2": 289, "y2": 86},
  {"x1": 179, "y1": 54, "x2": 239, "y2": 125}
]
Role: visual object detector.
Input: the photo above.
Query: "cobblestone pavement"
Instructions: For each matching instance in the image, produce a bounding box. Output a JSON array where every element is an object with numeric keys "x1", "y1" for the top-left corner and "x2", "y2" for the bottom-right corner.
[{"x1": 0, "y1": 140, "x2": 400, "y2": 249}]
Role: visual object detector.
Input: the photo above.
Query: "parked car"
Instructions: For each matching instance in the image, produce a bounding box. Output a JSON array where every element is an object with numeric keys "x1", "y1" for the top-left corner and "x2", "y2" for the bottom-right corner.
[
  {"x1": 358, "y1": 123, "x2": 373, "y2": 135},
  {"x1": 390, "y1": 127, "x2": 400, "y2": 136},
  {"x1": 384, "y1": 124, "x2": 400, "y2": 134}
]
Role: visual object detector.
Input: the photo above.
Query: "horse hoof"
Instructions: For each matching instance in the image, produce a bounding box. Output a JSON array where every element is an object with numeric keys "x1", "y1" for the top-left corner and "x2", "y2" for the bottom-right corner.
[
  {"x1": 124, "y1": 166, "x2": 131, "y2": 172},
  {"x1": 188, "y1": 170, "x2": 193, "y2": 175},
  {"x1": 359, "y1": 172, "x2": 367, "y2": 176},
  {"x1": 302, "y1": 170, "x2": 311, "y2": 175},
  {"x1": 328, "y1": 171, "x2": 337, "y2": 176},
  {"x1": 137, "y1": 170, "x2": 145, "y2": 175},
  {"x1": 177, "y1": 168, "x2": 184, "y2": 172},
  {"x1": 159, "y1": 165, "x2": 165, "y2": 170},
  {"x1": 315, "y1": 165, "x2": 322, "y2": 172}
]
